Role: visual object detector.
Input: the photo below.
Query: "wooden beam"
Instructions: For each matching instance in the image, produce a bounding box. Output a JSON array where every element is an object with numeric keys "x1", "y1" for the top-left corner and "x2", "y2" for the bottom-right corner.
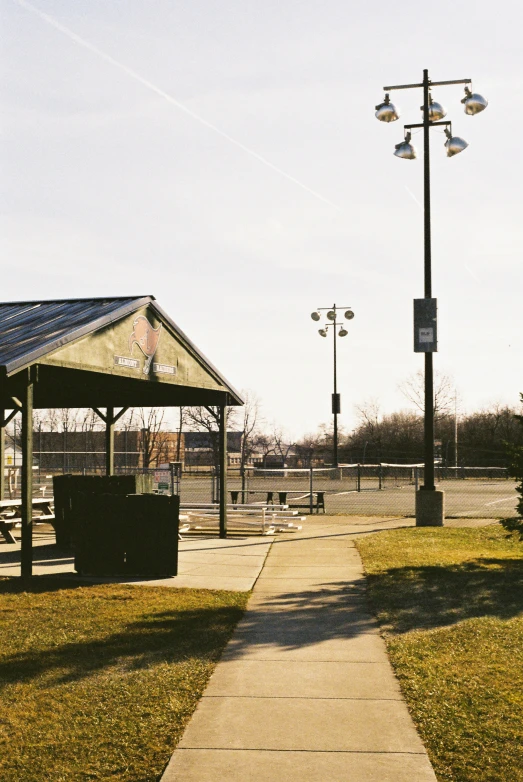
[
  {"x1": 0, "y1": 409, "x2": 4, "y2": 501},
  {"x1": 92, "y1": 407, "x2": 107, "y2": 424},
  {"x1": 21, "y1": 372, "x2": 34, "y2": 578},
  {"x1": 219, "y1": 401, "x2": 227, "y2": 539},
  {"x1": 106, "y1": 406, "x2": 114, "y2": 476},
  {"x1": 112, "y1": 407, "x2": 129, "y2": 425},
  {"x1": 1, "y1": 408, "x2": 20, "y2": 499}
]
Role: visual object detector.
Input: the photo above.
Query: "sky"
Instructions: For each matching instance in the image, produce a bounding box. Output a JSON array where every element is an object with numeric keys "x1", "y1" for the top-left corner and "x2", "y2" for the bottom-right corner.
[{"x1": 1, "y1": 0, "x2": 522, "y2": 439}]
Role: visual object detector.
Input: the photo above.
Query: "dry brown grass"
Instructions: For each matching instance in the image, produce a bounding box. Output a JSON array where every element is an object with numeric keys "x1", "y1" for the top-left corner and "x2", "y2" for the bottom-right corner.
[{"x1": 0, "y1": 579, "x2": 248, "y2": 781}]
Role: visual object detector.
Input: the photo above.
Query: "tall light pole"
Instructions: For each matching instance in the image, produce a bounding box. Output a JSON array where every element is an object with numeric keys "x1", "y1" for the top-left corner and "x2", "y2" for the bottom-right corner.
[
  {"x1": 311, "y1": 304, "x2": 355, "y2": 467},
  {"x1": 375, "y1": 69, "x2": 487, "y2": 525}
]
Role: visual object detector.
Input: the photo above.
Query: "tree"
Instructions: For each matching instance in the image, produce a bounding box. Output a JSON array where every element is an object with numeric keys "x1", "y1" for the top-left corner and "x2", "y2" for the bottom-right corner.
[
  {"x1": 184, "y1": 405, "x2": 236, "y2": 467},
  {"x1": 270, "y1": 425, "x2": 295, "y2": 467},
  {"x1": 452, "y1": 403, "x2": 523, "y2": 467},
  {"x1": 348, "y1": 403, "x2": 423, "y2": 464},
  {"x1": 398, "y1": 370, "x2": 456, "y2": 422},
  {"x1": 122, "y1": 408, "x2": 171, "y2": 468},
  {"x1": 255, "y1": 433, "x2": 277, "y2": 468},
  {"x1": 501, "y1": 394, "x2": 523, "y2": 537},
  {"x1": 237, "y1": 391, "x2": 264, "y2": 473},
  {"x1": 295, "y1": 431, "x2": 325, "y2": 467}
]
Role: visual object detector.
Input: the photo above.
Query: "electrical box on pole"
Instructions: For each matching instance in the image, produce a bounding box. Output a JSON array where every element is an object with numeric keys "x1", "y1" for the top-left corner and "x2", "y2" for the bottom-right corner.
[
  {"x1": 332, "y1": 393, "x2": 341, "y2": 414},
  {"x1": 414, "y1": 298, "x2": 437, "y2": 352}
]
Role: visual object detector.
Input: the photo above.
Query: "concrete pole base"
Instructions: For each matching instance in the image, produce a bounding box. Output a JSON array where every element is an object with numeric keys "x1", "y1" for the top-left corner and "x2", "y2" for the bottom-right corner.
[{"x1": 416, "y1": 489, "x2": 444, "y2": 527}]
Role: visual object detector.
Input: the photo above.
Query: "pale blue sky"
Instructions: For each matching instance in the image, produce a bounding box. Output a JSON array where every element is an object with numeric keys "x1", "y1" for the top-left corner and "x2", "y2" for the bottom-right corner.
[{"x1": 1, "y1": 0, "x2": 522, "y2": 437}]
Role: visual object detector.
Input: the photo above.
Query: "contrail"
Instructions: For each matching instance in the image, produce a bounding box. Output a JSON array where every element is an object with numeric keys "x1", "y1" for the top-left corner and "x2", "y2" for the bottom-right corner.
[
  {"x1": 13, "y1": 0, "x2": 342, "y2": 211},
  {"x1": 404, "y1": 185, "x2": 423, "y2": 211}
]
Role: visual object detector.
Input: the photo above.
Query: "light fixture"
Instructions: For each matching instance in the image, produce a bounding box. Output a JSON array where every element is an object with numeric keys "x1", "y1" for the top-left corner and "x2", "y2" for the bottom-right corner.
[
  {"x1": 318, "y1": 328, "x2": 328, "y2": 337},
  {"x1": 326, "y1": 310, "x2": 336, "y2": 321},
  {"x1": 311, "y1": 311, "x2": 321, "y2": 321},
  {"x1": 375, "y1": 93, "x2": 400, "y2": 122},
  {"x1": 394, "y1": 131, "x2": 417, "y2": 160},
  {"x1": 461, "y1": 86, "x2": 488, "y2": 115},
  {"x1": 444, "y1": 127, "x2": 469, "y2": 157},
  {"x1": 339, "y1": 327, "x2": 348, "y2": 337},
  {"x1": 344, "y1": 309, "x2": 354, "y2": 320},
  {"x1": 422, "y1": 95, "x2": 447, "y2": 121}
]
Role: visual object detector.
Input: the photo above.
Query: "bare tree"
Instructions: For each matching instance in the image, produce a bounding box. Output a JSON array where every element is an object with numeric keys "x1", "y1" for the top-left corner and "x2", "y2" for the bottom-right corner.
[
  {"x1": 121, "y1": 408, "x2": 171, "y2": 468},
  {"x1": 238, "y1": 391, "x2": 264, "y2": 472},
  {"x1": 255, "y1": 433, "x2": 277, "y2": 468},
  {"x1": 295, "y1": 431, "x2": 324, "y2": 467},
  {"x1": 184, "y1": 405, "x2": 237, "y2": 466},
  {"x1": 270, "y1": 425, "x2": 295, "y2": 467},
  {"x1": 398, "y1": 370, "x2": 456, "y2": 421}
]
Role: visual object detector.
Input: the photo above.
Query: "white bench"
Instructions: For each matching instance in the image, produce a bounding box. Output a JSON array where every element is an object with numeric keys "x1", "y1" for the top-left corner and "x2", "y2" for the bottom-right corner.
[{"x1": 179, "y1": 503, "x2": 304, "y2": 535}]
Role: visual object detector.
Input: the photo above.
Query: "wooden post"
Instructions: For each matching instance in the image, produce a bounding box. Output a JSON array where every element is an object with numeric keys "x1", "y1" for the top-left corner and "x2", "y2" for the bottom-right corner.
[
  {"x1": 21, "y1": 372, "x2": 34, "y2": 579},
  {"x1": 106, "y1": 407, "x2": 114, "y2": 476},
  {"x1": 0, "y1": 409, "x2": 5, "y2": 501},
  {"x1": 219, "y1": 401, "x2": 227, "y2": 539}
]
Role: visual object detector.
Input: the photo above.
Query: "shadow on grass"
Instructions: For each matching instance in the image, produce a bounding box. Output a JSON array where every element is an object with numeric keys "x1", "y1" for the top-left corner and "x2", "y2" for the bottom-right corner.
[
  {"x1": 0, "y1": 581, "x2": 245, "y2": 687},
  {"x1": 366, "y1": 557, "x2": 523, "y2": 634}
]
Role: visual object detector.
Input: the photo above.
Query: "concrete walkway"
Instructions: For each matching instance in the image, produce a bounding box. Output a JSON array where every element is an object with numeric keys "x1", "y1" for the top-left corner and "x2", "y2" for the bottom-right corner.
[{"x1": 161, "y1": 519, "x2": 438, "y2": 781}]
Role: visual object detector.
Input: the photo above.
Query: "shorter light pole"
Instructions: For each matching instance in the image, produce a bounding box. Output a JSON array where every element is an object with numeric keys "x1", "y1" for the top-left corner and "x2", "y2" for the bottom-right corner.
[{"x1": 311, "y1": 304, "x2": 355, "y2": 467}]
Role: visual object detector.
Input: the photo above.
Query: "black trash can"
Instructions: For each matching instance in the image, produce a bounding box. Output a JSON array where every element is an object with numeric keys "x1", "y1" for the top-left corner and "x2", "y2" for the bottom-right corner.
[
  {"x1": 53, "y1": 474, "x2": 154, "y2": 549},
  {"x1": 74, "y1": 492, "x2": 126, "y2": 575},
  {"x1": 124, "y1": 494, "x2": 179, "y2": 576}
]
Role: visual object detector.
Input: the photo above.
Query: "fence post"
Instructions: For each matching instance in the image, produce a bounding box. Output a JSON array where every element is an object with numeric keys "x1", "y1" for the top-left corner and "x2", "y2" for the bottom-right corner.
[
  {"x1": 357, "y1": 464, "x2": 361, "y2": 493},
  {"x1": 241, "y1": 466, "x2": 246, "y2": 504},
  {"x1": 415, "y1": 466, "x2": 419, "y2": 491},
  {"x1": 309, "y1": 466, "x2": 313, "y2": 514}
]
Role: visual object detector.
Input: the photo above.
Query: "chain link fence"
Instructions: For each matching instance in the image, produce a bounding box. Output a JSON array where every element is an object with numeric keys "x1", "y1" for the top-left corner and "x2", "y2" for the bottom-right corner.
[{"x1": 4, "y1": 460, "x2": 518, "y2": 519}]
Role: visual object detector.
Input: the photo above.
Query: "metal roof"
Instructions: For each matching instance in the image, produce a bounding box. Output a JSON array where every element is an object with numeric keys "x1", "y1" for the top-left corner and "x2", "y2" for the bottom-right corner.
[
  {"x1": 0, "y1": 296, "x2": 243, "y2": 405},
  {"x1": 0, "y1": 297, "x2": 152, "y2": 373}
]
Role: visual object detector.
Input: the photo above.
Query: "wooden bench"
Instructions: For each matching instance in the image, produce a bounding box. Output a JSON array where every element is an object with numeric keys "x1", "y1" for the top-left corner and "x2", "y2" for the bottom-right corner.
[{"x1": 0, "y1": 497, "x2": 55, "y2": 544}]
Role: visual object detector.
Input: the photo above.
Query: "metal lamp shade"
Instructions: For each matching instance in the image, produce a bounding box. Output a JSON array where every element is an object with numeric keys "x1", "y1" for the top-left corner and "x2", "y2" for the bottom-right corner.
[
  {"x1": 445, "y1": 136, "x2": 469, "y2": 157},
  {"x1": 375, "y1": 94, "x2": 400, "y2": 122},
  {"x1": 311, "y1": 311, "x2": 321, "y2": 321},
  {"x1": 344, "y1": 309, "x2": 354, "y2": 320},
  {"x1": 462, "y1": 89, "x2": 488, "y2": 115},
  {"x1": 339, "y1": 328, "x2": 348, "y2": 337},
  {"x1": 327, "y1": 310, "x2": 336, "y2": 321},
  {"x1": 394, "y1": 140, "x2": 417, "y2": 160},
  {"x1": 318, "y1": 328, "x2": 328, "y2": 337},
  {"x1": 427, "y1": 100, "x2": 447, "y2": 121}
]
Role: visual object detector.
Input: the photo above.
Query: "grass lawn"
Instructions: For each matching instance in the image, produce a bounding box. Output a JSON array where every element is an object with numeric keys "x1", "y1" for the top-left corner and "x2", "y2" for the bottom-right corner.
[
  {"x1": 0, "y1": 579, "x2": 248, "y2": 782},
  {"x1": 356, "y1": 525, "x2": 523, "y2": 782}
]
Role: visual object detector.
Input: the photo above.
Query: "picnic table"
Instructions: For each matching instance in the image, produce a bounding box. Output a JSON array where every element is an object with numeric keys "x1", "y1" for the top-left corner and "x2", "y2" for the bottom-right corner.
[
  {"x1": 0, "y1": 497, "x2": 55, "y2": 544},
  {"x1": 229, "y1": 489, "x2": 325, "y2": 514}
]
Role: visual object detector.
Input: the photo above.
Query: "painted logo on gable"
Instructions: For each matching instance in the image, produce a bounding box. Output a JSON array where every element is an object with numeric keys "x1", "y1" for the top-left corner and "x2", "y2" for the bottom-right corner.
[{"x1": 129, "y1": 316, "x2": 162, "y2": 374}]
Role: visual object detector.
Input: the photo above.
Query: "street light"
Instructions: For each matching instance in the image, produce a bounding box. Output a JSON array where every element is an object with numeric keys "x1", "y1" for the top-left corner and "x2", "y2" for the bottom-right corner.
[
  {"x1": 310, "y1": 304, "x2": 355, "y2": 467},
  {"x1": 376, "y1": 69, "x2": 488, "y2": 526}
]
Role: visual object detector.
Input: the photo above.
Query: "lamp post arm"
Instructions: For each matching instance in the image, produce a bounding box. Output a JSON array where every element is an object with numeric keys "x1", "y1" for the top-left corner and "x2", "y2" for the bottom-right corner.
[{"x1": 383, "y1": 77, "x2": 471, "y2": 91}]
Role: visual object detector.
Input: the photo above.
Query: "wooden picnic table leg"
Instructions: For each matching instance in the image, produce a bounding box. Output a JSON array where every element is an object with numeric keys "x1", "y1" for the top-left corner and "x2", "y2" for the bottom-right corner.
[{"x1": 0, "y1": 521, "x2": 16, "y2": 545}]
